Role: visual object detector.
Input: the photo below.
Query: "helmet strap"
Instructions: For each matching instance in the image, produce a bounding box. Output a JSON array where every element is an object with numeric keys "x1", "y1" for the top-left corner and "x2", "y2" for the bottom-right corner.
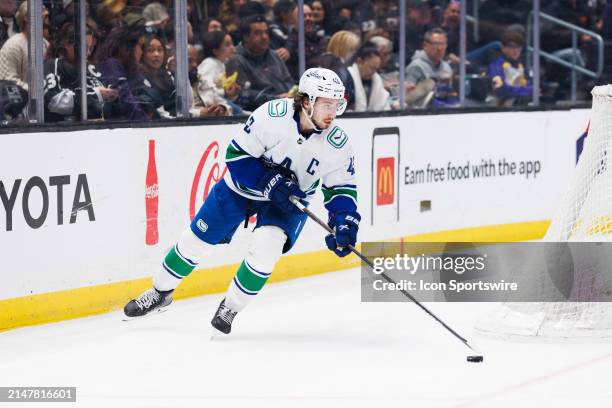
[{"x1": 302, "y1": 97, "x2": 322, "y2": 132}]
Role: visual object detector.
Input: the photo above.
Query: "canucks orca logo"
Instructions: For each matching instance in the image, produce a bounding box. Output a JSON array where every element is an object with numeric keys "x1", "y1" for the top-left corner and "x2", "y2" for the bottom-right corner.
[
  {"x1": 327, "y1": 126, "x2": 348, "y2": 148},
  {"x1": 196, "y1": 219, "x2": 208, "y2": 233},
  {"x1": 268, "y1": 100, "x2": 288, "y2": 117}
]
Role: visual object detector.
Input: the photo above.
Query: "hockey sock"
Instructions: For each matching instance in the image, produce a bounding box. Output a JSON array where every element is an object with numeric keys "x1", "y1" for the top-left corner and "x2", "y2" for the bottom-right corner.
[
  {"x1": 226, "y1": 261, "x2": 271, "y2": 311},
  {"x1": 224, "y1": 226, "x2": 286, "y2": 311},
  {"x1": 153, "y1": 229, "x2": 212, "y2": 291}
]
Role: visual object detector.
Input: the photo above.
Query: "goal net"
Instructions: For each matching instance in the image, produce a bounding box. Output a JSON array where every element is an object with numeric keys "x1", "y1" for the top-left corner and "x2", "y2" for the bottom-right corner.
[{"x1": 475, "y1": 85, "x2": 612, "y2": 339}]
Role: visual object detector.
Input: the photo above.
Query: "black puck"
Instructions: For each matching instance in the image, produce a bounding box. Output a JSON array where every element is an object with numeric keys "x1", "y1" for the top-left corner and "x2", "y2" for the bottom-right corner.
[{"x1": 467, "y1": 355, "x2": 484, "y2": 363}]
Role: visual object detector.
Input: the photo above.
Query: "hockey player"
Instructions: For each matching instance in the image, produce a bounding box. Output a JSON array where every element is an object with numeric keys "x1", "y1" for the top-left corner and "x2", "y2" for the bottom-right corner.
[{"x1": 124, "y1": 67, "x2": 360, "y2": 334}]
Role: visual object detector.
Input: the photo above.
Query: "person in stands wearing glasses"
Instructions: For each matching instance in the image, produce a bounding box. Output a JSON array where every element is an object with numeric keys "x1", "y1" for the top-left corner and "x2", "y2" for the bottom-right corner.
[{"x1": 404, "y1": 27, "x2": 454, "y2": 108}]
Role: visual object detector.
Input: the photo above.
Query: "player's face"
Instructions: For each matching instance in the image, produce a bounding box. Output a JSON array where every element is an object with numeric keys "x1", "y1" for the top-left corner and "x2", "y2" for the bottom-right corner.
[{"x1": 312, "y1": 97, "x2": 339, "y2": 129}]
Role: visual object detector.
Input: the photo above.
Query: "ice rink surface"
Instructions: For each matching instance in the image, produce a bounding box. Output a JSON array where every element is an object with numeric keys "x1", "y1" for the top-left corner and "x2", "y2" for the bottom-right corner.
[{"x1": 1, "y1": 268, "x2": 611, "y2": 408}]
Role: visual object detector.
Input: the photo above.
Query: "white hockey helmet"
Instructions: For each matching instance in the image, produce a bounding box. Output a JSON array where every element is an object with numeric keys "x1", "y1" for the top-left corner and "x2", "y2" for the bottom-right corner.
[{"x1": 298, "y1": 67, "x2": 347, "y2": 116}]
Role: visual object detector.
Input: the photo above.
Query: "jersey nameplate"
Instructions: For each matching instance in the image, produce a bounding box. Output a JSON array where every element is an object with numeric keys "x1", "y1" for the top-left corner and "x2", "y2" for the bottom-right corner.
[
  {"x1": 327, "y1": 126, "x2": 348, "y2": 149},
  {"x1": 268, "y1": 100, "x2": 288, "y2": 117}
]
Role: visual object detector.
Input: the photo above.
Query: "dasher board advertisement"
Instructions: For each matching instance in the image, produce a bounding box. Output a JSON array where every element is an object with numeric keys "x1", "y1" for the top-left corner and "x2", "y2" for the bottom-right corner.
[{"x1": 370, "y1": 127, "x2": 400, "y2": 226}]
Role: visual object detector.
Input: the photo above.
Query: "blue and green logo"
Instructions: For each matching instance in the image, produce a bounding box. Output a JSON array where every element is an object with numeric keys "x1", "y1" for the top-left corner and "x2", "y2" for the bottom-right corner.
[
  {"x1": 268, "y1": 100, "x2": 288, "y2": 117},
  {"x1": 327, "y1": 126, "x2": 348, "y2": 149}
]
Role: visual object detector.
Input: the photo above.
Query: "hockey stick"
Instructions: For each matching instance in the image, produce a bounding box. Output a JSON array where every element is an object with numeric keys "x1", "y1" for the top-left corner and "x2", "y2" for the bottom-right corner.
[{"x1": 290, "y1": 196, "x2": 483, "y2": 358}]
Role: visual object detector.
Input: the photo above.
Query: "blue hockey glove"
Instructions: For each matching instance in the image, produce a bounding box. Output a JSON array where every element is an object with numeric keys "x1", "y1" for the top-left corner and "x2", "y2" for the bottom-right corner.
[
  {"x1": 325, "y1": 211, "x2": 360, "y2": 257},
  {"x1": 258, "y1": 171, "x2": 306, "y2": 214}
]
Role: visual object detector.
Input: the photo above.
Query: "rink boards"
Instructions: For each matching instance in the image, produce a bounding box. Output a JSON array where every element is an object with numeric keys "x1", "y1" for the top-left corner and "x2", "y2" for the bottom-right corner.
[{"x1": 0, "y1": 108, "x2": 590, "y2": 330}]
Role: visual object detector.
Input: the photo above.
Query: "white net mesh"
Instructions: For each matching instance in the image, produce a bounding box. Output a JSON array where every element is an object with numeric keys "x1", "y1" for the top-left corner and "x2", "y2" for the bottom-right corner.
[{"x1": 475, "y1": 86, "x2": 612, "y2": 339}]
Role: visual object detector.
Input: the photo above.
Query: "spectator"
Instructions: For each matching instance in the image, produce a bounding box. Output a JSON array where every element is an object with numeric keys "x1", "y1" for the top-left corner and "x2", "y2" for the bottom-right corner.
[
  {"x1": 142, "y1": 2, "x2": 171, "y2": 34},
  {"x1": 347, "y1": 42, "x2": 390, "y2": 112},
  {"x1": 195, "y1": 30, "x2": 241, "y2": 116},
  {"x1": 236, "y1": 2, "x2": 269, "y2": 48},
  {"x1": 405, "y1": 27, "x2": 453, "y2": 108},
  {"x1": 85, "y1": 19, "x2": 101, "y2": 60},
  {"x1": 487, "y1": 30, "x2": 532, "y2": 107},
  {"x1": 405, "y1": 0, "x2": 436, "y2": 60},
  {"x1": 368, "y1": 35, "x2": 401, "y2": 104},
  {"x1": 442, "y1": 0, "x2": 500, "y2": 69},
  {"x1": 326, "y1": 30, "x2": 361, "y2": 64},
  {"x1": 188, "y1": 43, "x2": 201, "y2": 84},
  {"x1": 48, "y1": 0, "x2": 79, "y2": 32},
  {"x1": 94, "y1": 0, "x2": 145, "y2": 37},
  {"x1": 0, "y1": 2, "x2": 49, "y2": 92},
  {"x1": 309, "y1": 0, "x2": 333, "y2": 40},
  {"x1": 259, "y1": 0, "x2": 276, "y2": 21},
  {"x1": 218, "y1": 0, "x2": 247, "y2": 41},
  {"x1": 96, "y1": 27, "x2": 150, "y2": 120},
  {"x1": 269, "y1": 0, "x2": 296, "y2": 61},
  {"x1": 372, "y1": 0, "x2": 399, "y2": 32},
  {"x1": 369, "y1": 35, "x2": 394, "y2": 74},
  {"x1": 334, "y1": 0, "x2": 377, "y2": 37},
  {"x1": 43, "y1": 23, "x2": 118, "y2": 122},
  {"x1": 188, "y1": 43, "x2": 229, "y2": 117},
  {"x1": 334, "y1": 0, "x2": 352, "y2": 21},
  {"x1": 331, "y1": 0, "x2": 361, "y2": 34},
  {"x1": 442, "y1": 0, "x2": 469, "y2": 65},
  {"x1": 285, "y1": 3, "x2": 325, "y2": 79},
  {"x1": 319, "y1": 30, "x2": 360, "y2": 108},
  {"x1": 0, "y1": 0, "x2": 17, "y2": 50},
  {"x1": 225, "y1": 15, "x2": 295, "y2": 112},
  {"x1": 202, "y1": 17, "x2": 224, "y2": 33},
  {"x1": 138, "y1": 34, "x2": 177, "y2": 118}
]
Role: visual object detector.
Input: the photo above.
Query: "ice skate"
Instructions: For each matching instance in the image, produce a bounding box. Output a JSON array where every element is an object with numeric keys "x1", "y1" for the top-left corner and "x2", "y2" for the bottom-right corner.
[
  {"x1": 210, "y1": 299, "x2": 238, "y2": 335},
  {"x1": 123, "y1": 288, "x2": 174, "y2": 320}
]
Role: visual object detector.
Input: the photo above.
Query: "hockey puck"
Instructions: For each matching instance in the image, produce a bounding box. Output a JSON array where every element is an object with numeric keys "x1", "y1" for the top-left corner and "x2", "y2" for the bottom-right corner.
[{"x1": 467, "y1": 355, "x2": 484, "y2": 363}]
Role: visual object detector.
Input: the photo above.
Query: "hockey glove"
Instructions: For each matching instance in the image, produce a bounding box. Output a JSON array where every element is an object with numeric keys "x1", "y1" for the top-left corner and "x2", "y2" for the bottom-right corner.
[
  {"x1": 325, "y1": 211, "x2": 361, "y2": 257},
  {"x1": 258, "y1": 171, "x2": 306, "y2": 215}
]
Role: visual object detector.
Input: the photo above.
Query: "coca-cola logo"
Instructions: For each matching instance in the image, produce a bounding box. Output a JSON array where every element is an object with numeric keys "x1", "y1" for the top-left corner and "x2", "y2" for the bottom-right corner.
[
  {"x1": 190, "y1": 141, "x2": 228, "y2": 220},
  {"x1": 145, "y1": 183, "x2": 159, "y2": 198},
  {"x1": 190, "y1": 140, "x2": 257, "y2": 225}
]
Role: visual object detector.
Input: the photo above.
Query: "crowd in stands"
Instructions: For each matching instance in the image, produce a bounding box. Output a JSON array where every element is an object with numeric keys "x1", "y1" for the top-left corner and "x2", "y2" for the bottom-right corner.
[{"x1": 0, "y1": 0, "x2": 610, "y2": 123}]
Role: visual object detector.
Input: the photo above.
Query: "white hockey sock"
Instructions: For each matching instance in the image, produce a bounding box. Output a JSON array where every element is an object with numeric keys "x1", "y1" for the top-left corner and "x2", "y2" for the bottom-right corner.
[
  {"x1": 153, "y1": 229, "x2": 213, "y2": 292},
  {"x1": 225, "y1": 226, "x2": 286, "y2": 311}
]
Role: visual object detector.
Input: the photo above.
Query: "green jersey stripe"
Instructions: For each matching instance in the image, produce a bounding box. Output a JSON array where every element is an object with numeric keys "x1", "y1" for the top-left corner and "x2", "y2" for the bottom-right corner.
[
  {"x1": 321, "y1": 187, "x2": 357, "y2": 203},
  {"x1": 226, "y1": 144, "x2": 250, "y2": 160}
]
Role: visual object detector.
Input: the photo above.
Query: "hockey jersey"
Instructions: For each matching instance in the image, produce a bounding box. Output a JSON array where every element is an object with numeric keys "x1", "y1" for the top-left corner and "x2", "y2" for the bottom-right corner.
[
  {"x1": 224, "y1": 98, "x2": 357, "y2": 215},
  {"x1": 43, "y1": 58, "x2": 107, "y2": 121}
]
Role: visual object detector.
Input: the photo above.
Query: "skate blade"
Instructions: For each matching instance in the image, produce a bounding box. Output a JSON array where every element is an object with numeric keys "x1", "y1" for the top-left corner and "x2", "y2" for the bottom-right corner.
[
  {"x1": 210, "y1": 326, "x2": 228, "y2": 340},
  {"x1": 121, "y1": 305, "x2": 170, "y2": 322}
]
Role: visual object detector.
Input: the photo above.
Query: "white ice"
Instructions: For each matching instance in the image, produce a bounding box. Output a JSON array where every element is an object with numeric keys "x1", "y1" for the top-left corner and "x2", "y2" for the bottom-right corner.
[{"x1": 1, "y1": 268, "x2": 611, "y2": 408}]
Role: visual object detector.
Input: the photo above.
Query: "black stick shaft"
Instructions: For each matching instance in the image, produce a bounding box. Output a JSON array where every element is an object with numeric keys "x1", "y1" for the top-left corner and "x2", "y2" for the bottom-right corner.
[{"x1": 291, "y1": 197, "x2": 480, "y2": 354}]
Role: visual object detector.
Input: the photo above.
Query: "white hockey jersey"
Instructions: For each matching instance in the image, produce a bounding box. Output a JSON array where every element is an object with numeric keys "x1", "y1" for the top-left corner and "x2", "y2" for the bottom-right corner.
[{"x1": 224, "y1": 98, "x2": 357, "y2": 213}]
